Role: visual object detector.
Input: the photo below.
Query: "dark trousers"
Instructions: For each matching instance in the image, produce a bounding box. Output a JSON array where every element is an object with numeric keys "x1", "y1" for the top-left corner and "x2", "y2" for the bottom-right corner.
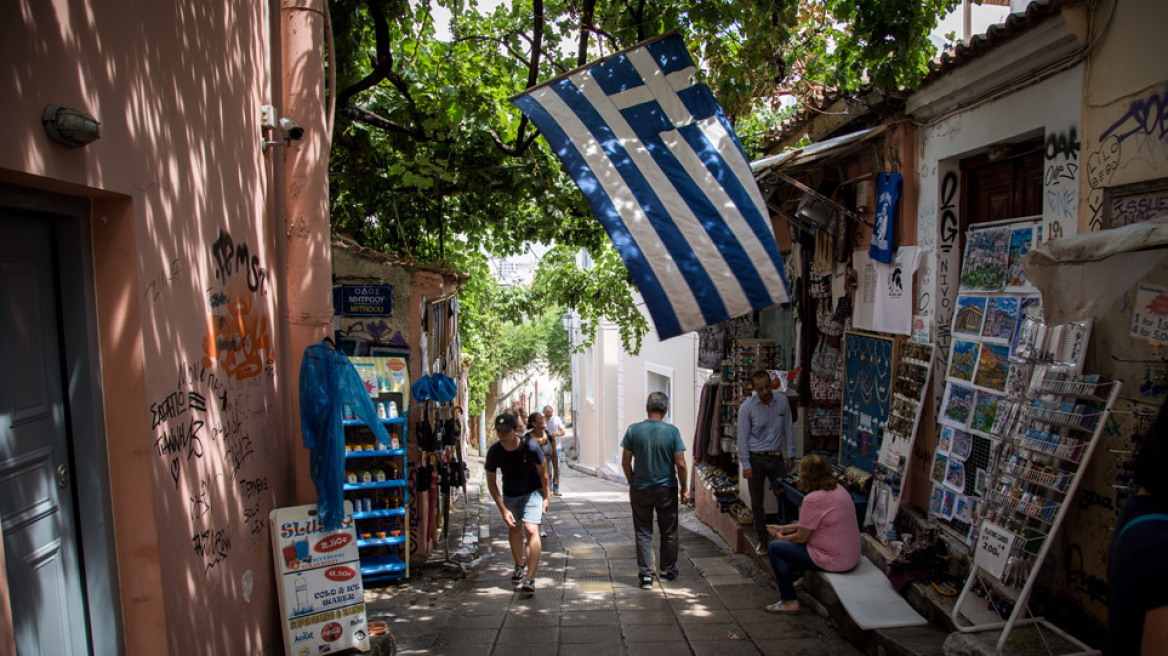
[
  {"x1": 747, "y1": 453, "x2": 787, "y2": 543},
  {"x1": 629, "y1": 486, "x2": 679, "y2": 577}
]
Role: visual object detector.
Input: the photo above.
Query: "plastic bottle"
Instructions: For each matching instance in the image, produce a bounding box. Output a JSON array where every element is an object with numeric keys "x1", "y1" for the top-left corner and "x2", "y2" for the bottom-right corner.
[
  {"x1": 376, "y1": 402, "x2": 387, "y2": 419},
  {"x1": 294, "y1": 574, "x2": 309, "y2": 611},
  {"x1": 885, "y1": 520, "x2": 897, "y2": 544}
]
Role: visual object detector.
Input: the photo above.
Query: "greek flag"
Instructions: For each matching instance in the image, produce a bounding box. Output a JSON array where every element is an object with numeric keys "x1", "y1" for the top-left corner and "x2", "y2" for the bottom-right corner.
[{"x1": 512, "y1": 32, "x2": 790, "y2": 340}]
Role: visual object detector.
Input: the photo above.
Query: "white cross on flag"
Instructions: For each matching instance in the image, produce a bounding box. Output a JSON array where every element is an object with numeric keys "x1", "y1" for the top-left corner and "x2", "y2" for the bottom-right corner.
[{"x1": 512, "y1": 31, "x2": 790, "y2": 340}]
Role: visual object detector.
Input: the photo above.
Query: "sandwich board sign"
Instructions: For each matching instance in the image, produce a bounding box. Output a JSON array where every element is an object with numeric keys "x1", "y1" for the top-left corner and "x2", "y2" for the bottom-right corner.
[{"x1": 270, "y1": 501, "x2": 370, "y2": 655}]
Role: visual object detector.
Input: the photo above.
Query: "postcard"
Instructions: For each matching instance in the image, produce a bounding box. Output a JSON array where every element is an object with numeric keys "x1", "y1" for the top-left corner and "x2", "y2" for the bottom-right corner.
[
  {"x1": 954, "y1": 296, "x2": 988, "y2": 336},
  {"x1": 960, "y1": 227, "x2": 1010, "y2": 292},
  {"x1": 949, "y1": 341, "x2": 981, "y2": 382},
  {"x1": 970, "y1": 391, "x2": 1003, "y2": 435},
  {"x1": 982, "y1": 296, "x2": 1020, "y2": 342},
  {"x1": 974, "y1": 343, "x2": 1012, "y2": 392},
  {"x1": 941, "y1": 383, "x2": 976, "y2": 427}
]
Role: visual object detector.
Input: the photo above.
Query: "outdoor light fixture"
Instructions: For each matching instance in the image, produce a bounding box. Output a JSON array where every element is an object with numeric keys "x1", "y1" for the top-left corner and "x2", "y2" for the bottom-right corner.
[{"x1": 42, "y1": 105, "x2": 101, "y2": 148}]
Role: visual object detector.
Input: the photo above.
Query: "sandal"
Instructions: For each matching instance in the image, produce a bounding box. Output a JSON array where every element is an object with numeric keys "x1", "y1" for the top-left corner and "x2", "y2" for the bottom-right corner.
[{"x1": 765, "y1": 601, "x2": 799, "y2": 615}]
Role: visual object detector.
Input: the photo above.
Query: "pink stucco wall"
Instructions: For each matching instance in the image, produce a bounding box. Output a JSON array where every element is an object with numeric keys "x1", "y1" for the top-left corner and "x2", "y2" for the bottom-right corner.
[{"x1": 2, "y1": 1, "x2": 294, "y2": 653}]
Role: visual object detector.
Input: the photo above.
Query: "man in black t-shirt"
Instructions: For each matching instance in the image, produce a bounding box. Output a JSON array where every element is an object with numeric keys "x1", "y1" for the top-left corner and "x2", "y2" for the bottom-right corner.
[{"x1": 485, "y1": 413, "x2": 550, "y2": 595}]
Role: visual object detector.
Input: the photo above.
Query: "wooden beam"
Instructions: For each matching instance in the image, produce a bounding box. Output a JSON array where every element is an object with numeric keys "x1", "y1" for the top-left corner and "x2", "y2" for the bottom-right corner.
[{"x1": 773, "y1": 171, "x2": 875, "y2": 230}]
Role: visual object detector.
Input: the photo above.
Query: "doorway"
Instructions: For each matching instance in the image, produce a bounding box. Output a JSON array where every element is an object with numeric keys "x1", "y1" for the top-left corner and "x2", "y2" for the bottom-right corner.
[{"x1": 0, "y1": 186, "x2": 121, "y2": 655}]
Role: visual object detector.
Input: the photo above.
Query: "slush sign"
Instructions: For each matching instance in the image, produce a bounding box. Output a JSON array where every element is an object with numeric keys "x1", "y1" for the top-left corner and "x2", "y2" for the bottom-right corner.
[{"x1": 333, "y1": 285, "x2": 393, "y2": 316}]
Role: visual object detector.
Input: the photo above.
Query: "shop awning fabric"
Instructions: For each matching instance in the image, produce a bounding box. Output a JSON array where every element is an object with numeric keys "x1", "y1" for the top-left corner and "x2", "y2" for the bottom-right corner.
[
  {"x1": 751, "y1": 125, "x2": 888, "y2": 175},
  {"x1": 1023, "y1": 216, "x2": 1168, "y2": 324},
  {"x1": 511, "y1": 32, "x2": 790, "y2": 340}
]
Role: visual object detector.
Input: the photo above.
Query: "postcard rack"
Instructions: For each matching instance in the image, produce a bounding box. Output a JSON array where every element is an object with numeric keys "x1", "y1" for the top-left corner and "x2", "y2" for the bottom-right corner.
[{"x1": 950, "y1": 371, "x2": 1121, "y2": 655}]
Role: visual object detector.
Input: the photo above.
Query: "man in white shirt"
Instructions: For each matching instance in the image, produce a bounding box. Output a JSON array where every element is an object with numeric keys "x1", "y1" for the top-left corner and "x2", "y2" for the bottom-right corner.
[{"x1": 543, "y1": 405, "x2": 566, "y2": 495}]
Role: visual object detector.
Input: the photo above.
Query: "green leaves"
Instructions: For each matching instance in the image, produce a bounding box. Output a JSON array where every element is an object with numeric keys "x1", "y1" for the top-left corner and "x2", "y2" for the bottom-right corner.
[{"x1": 328, "y1": 0, "x2": 961, "y2": 413}]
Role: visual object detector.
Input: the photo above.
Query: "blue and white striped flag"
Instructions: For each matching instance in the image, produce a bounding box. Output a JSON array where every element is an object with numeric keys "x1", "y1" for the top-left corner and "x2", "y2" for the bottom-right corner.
[{"x1": 512, "y1": 32, "x2": 790, "y2": 340}]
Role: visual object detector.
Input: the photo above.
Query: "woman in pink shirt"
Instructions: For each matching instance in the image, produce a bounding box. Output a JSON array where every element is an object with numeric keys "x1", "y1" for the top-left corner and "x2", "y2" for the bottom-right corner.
[{"x1": 763, "y1": 454, "x2": 861, "y2": 614}]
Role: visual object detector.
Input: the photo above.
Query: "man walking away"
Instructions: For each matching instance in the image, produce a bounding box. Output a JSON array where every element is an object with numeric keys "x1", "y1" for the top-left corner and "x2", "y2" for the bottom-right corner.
[
  {"x1": 738, "y1": 370, "x2": 795, "y2": 555},
  {"x1": 621, "y1": 392, "x2": 689, "y2": 589},
  {"x1": 486, "y1": 413, "x2": 550, "y2": 595},
  {"x1": 543, "y1": 405, "x2": 566, "y2": 495}
]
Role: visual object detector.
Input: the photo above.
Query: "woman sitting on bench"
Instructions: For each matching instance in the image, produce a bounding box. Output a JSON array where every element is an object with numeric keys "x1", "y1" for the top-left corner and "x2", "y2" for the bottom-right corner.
[{"x1": 763, "y1": 454, "x2": 861, "y2": 615}]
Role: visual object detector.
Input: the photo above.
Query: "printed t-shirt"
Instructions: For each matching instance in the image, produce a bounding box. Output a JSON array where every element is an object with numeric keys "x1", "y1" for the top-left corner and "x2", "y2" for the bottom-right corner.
[
  {"x1": 799, "y1": 484, "x2": 862, "y2": 572},
  {"x1": 485, "y1": 437, "x2": 544, "y2": 498}
]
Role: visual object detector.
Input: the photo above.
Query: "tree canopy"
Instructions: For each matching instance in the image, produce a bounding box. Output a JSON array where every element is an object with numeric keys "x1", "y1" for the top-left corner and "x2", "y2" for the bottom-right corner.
[{"x1": 327, "y1": 0, "x2": 962, "y2": 410}]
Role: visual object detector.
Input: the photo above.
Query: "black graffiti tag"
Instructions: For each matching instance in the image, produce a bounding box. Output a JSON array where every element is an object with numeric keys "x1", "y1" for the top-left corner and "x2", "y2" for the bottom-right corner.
[
  {"x1": 192, "y1": 527, "x2": 232, "y2": 575},
  {"x1": 210, "y1": 229, "x2": 269, "y2": 295},
  {"x1": 1064, "y1": 543, "x2": 1108, "y2": 605},
  {"x1": 1045, "y1": 128, "x2": 1081, "y2": 161},
  {"x1": 939, "y1": 172, "x2": 959, "y2": 251}
]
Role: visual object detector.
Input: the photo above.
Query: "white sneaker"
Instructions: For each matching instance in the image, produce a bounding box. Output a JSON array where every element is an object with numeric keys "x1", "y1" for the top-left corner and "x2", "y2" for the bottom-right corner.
[{"x1": 520, "y1": 576, "x2": 536, "y2": 593}]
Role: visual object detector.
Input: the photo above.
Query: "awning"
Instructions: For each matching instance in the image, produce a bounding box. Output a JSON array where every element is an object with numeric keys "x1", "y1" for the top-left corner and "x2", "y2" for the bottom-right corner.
[
  {"x1": 1023, "y1": 216, "x2": 1168, "y2": 324},
  {"x1": 751, "y1": 125, "x2": 888, "y2": 174}
]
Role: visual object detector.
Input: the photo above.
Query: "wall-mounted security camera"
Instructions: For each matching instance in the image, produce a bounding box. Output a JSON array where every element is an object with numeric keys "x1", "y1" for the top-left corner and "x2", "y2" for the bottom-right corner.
[
  {"x1": 279, "y1": 118, "x2": 304, "y2": 141},
  {"x1": 260, "y1": 105, "x2": 307, "y2": 151}
]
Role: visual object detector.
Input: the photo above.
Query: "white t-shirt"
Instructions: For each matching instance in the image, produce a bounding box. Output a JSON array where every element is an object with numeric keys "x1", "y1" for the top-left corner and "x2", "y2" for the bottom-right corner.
[
  {"x1": 545, "y1": 414, "x2": 565, "y2": 438},
  {"x1": 854, "y1": 246, "x2": 922, "y2": 336}
]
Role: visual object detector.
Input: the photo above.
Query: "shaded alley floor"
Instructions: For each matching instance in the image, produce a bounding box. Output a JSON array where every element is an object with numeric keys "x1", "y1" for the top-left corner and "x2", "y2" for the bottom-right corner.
[{"x1": 363, "y1": 460, "x2": 863, "y2": 656}]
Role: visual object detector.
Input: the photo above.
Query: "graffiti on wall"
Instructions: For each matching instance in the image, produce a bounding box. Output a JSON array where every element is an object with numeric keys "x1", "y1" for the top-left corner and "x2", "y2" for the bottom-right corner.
[
  {"x1": 1087, "y1": 88, "x2": 1168, "y2": 231},
  {"x1": 1044, "y1": 127, "x2": 1081, "y2": 241},
  {"x1": 145, "y1": 223, "x2": 280, "y2": 587},
  {"x1": 203, "y1": 227, "x2": 275, "y2": 382}
]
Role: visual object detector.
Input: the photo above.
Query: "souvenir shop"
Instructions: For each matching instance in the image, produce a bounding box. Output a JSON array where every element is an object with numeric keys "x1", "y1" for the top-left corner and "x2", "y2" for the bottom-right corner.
[
  {"x1": 328, "y1": 237, "x2": 468, "y2": 581},
  {"x1": 691, "y1": 124, "x2": 918, "y2": 551},
  {"x1": 688, "y1": 122, "x2": 1161, "y2": 650}
]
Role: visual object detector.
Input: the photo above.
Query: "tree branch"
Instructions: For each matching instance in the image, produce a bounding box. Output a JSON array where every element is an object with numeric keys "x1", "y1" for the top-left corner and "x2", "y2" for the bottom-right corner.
[
  {"x1": 340, "y1": 105, "x2": 430, "y2": 140},
  {"x1": 577, "y1": 0, "x2": 596, "y2": 66},
  {"x1": 336, "y1": 0, "x2": 427, "y2": 135},
  {"x1": 514, "y1": 0, "x2": 545, "y2": 148}
]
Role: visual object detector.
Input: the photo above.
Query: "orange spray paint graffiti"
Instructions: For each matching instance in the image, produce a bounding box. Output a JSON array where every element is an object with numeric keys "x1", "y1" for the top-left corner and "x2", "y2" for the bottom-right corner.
[{"x1": 202, "y1": 295, "x2": 273, "y2": 380}]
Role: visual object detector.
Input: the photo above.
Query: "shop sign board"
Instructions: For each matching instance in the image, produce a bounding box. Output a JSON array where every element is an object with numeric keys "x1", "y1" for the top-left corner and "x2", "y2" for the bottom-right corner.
[
  {"x1": 975, "y1": 521, "x2": 1014, "y2": 579},
  {"x1": 334, "y1": 284, "x2": 394, "y2": 316},
  {"x1": 1130, "y1": 284, "x2": 1168, "y2": 345},
  {"x1": 270, "y1": 502, "x2": 369, "y2": 656}
]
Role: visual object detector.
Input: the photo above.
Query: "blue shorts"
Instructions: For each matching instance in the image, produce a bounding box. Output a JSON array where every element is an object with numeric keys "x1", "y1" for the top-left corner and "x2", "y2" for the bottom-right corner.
[{"x1": 503, "y1": 490, "x2": 544, "y2": 526}]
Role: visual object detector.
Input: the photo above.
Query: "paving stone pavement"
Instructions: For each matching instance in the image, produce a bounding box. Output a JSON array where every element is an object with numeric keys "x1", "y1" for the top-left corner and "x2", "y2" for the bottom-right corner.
[{"x1": 363, "y1": 457, "x2": 862, "y2": 656}]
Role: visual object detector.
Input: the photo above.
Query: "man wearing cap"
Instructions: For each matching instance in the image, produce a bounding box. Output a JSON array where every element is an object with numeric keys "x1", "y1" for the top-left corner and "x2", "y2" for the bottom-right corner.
[
  {"x1": 739, "y1": 370, "x2": 796, "y2": 555},
  {"x1": 485, "y1": 412, "x2": 551, "y2": 594}
]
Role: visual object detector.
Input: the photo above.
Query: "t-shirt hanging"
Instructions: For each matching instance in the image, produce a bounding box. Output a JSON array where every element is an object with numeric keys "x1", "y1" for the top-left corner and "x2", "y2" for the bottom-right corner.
[{"x1": 853, "y1": 246, "x2": 922, "y2": 336}]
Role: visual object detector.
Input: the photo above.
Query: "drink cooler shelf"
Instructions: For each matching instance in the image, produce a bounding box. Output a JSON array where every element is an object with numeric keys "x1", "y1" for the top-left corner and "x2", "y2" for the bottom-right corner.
[
  {"x1": 345, "y1": 448, "x2": 407, "y2": 458},
  {"x1": 359, "y1": 555, "x2": 407, "y2": 581}
]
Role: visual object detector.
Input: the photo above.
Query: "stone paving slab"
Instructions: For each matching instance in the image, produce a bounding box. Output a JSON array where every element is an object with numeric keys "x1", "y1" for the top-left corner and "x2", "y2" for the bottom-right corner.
[{"x1": 365, "y1": 457, "x2": 861, "y2": 656}]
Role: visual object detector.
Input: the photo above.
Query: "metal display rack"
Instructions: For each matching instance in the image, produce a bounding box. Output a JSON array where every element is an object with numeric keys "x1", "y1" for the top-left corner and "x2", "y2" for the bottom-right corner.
[
  {"x1": 951, "y1": 371, "x2": 1122, "y2": 655},
  {"x1": 343, "y1": 416, "x2": 410, "y2": 583}
]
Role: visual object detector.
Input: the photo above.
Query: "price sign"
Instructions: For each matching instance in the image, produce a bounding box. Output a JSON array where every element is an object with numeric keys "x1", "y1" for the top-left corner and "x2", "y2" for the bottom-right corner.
[
  {"x1": 1130, "y1": 284, "x2": 1168, "y2": 345},
  {"x1": 270, "y1": 502, "x2": 369, "y2": 656},
  {"x1": 975, "y1": 522, "x2": 1015, "y2": 579}
]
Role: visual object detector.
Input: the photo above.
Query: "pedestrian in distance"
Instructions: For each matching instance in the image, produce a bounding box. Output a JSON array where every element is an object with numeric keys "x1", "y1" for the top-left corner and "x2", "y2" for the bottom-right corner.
[
  {"x1": 485, "y1": 413, "x2": 550, "y2": 595},
  {"x1": 738, "y1": 369, "x2": 796, "y2": 555},
  {"x1": 543, "y1": 405, "x2": 566, "y2": 495},
  {"x1": 621, "y1": 391, "x2": 689, "y2": 589},
  {"x1": 763, "y1": 454, "x2": 860, "y2": 615}
]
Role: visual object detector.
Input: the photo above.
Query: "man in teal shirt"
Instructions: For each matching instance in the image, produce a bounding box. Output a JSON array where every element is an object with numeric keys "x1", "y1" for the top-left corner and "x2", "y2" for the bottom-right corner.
[{"x1": 621, "y1": 392, "x2": 689, "y2": 589}]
